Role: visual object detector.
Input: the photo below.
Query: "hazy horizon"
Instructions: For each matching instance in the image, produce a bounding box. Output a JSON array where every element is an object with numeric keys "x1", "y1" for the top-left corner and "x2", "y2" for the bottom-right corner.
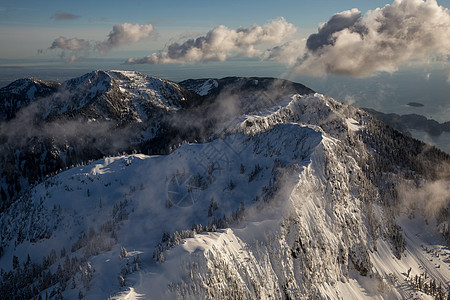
[{"x1": 1, "y1": 57, "x2": 449, "y2": 120}]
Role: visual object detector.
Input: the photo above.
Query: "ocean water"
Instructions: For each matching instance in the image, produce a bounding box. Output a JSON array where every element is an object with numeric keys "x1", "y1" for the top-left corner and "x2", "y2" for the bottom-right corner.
[
  {"x1": 293, "y1": 68, "x2": 450, "y2": 123},
  {"x1": 1, "y1": 58, "x2": 449, "y2": 153}
]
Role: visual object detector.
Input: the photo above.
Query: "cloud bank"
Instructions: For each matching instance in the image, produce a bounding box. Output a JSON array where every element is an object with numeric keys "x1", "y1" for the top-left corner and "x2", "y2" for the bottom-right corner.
[
  {"x1": 266, "y1": 0, "x2": 450, "y2": 77},
  {"x1": 125, "y1": 18, "x2": 295, "y2": 64},
  {"x1": 48, "y1": 23, "x2": 154, "y2": 63}
]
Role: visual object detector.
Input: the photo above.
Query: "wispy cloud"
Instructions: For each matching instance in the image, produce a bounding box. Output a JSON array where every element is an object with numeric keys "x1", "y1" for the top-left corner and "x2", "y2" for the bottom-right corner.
[
  {"x1": 51, "y1": 11, "x2": 80, "y2": 21},
  {"x1": 398, "y1": 178, "x2": 450, "y2": 220},
  {"x1": 265, "y1": 0, "x2": 450, "y2": 77},
  {"x1": 49, "y1": 37, "x2": 91, "y2": 52},
  {"x1": 48, "y1": 23, "x2": 154, "y2": 63},
  {"x1": 125, "y1": 18, "x2": 296, "y2": 64},
  {"x1": 0, "y1": 87, "x2": 133, "y2": 153},
  {"x1": 262, "y1": 39, "x2": 305, "y2": 66}
]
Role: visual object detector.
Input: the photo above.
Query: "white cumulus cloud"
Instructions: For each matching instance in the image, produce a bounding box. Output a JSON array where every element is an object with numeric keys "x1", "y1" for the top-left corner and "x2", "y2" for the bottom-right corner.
[
  {"x1": 48, "y1": 23, "x2": 154, "y2": 63},
  {"x1": 125, "y1": 18, "x2": 296, "y2": 64},
  {"x1": 95, "y1": 23, "x2": 154, "y2": 55},
  {"x1": 265, "y1": 0, "x2": 450, "y2": 77}
]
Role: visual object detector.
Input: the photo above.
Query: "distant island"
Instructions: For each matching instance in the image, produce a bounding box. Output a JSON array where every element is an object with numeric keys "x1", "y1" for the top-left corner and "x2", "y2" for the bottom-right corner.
[
  {"x1": 407, "y1": 102, "x2": 424, "y2": 107},
  {"x1": 363, "y1": 108, "x2": 450, "y2": 136}
]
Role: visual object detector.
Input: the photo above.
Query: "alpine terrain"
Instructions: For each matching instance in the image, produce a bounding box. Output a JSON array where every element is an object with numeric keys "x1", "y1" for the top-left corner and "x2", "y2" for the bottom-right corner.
[{"x1": 0, "y1": 70, "x2": 449, "y2": 299}]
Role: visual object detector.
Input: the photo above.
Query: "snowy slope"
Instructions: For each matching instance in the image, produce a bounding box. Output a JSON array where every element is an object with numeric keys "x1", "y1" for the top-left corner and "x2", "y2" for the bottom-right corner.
[
  {"x1": 108, "y1": 70, "x2": 192, "y2": 111},
  {"x1": 183, "y1": 78, "x2": 219, "y2": 96},
  {"x1": 0, "y1": 122, "x2": 321, "y2": 298},
  {"x1": 1, "y1": 89, "x2": 449, "y2": 299}
]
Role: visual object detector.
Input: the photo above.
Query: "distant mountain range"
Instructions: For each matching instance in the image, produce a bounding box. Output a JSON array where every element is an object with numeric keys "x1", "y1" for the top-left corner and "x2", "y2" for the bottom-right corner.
[{"x1": 363, "y1": 108, "x2": 450, "y2": 137}]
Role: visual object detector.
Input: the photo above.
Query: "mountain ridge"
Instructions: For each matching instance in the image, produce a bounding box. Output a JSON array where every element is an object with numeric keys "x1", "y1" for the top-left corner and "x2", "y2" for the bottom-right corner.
[
  {"x1": 0, "y1": 71, "x2": 449, "y2": 299},
  {"x1": 363, "y1": 108, "x2": 450, "y2": 137},
  {"x1": 0, "y1": 71, "x2": 317, "y2": 211}
]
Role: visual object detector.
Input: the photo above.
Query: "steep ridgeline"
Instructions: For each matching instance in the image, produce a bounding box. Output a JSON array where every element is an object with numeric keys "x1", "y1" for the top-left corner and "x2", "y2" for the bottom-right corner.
[
  {"x1": 179, "y1": 77, "x2": 315, "y2": 131},
  {"x1": 179, "y1": 77, "x2": 314, "y2": 102},
  {"x1": 0, "y1": 80, "x2": 449, "y2": 300}
]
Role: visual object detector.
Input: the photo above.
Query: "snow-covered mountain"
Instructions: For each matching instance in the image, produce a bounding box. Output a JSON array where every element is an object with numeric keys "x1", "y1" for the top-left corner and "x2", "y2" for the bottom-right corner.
[
  {"x1": 0, "y1": 70, "x2": 201, "y2": 210},
  {"x1": 0, "y1": 71, "x2": 315, "y2": 211},
  {"x1": 0, "y1": 77, "x2": 59, "y2": 121},
  {"x1": 0, "y1": 71, "x2": 449, "y2": 299}
]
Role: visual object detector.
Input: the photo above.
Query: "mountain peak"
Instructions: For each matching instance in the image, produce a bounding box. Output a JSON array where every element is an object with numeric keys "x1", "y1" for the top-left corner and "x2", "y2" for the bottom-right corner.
[{"x1": 0, "y1": 77, "x2": 59, "y2": 120}]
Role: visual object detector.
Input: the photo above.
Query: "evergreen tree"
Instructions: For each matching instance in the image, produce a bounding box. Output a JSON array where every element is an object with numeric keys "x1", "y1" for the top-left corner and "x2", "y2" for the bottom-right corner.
[
  {"x1": 12, "y1": 255, "x2": 19, "y2": 269},
  {"x1": 0, "y1": 187, "x2": 6, "y2": 202}
]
